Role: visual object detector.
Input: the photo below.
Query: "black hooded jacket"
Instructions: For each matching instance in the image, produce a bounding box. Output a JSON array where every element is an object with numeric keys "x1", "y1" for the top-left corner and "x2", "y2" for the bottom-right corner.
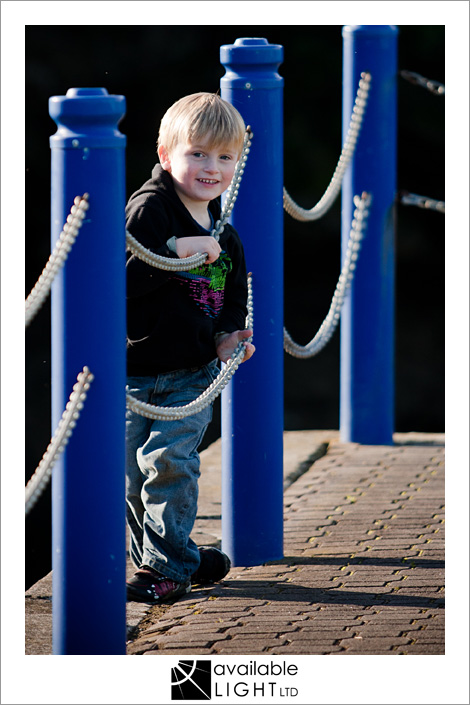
[{"x1": 125, "y1": 165, "x2": 248, "y2": 375}]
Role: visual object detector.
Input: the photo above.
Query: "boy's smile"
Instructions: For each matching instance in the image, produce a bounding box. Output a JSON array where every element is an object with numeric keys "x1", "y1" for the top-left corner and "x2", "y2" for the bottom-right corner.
[{"x1": 158, "y1": 139, "x2": 239, "y2": 218}]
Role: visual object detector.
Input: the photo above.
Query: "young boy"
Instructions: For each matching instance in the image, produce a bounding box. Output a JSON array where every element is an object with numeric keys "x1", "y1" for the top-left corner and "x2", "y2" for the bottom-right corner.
[{"x1": 125, "y1": 93, "x2": 255, "y2": 604}]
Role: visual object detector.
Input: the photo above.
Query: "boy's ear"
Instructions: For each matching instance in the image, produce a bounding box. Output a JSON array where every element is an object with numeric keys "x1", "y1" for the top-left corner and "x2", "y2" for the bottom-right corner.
[{"x1": 158, "y1": 145, "x2": 171, "y2": 172}]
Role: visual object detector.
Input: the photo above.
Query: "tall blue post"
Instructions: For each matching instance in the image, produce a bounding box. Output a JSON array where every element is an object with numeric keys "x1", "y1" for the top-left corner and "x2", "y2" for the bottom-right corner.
[
  {"x1": 340, "y1": 26, "x2": 398, "y2": 445},
  {"x1": 49, "y1": 88, "x2": 127, "y2": 654},
  {"x1": 220, "y1": 38, "x2": 284, "y2": 565}
]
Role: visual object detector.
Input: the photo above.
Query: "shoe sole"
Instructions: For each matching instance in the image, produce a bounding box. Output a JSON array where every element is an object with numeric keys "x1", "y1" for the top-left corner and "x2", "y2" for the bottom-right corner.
[{"x1": 126, "y1": 582, "x2": 191, "y2": 604}]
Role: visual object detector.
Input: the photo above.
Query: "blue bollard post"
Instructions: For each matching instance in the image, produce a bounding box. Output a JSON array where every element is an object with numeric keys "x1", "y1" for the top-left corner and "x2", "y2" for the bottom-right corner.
[
  {"x1": 49, "y1": 88, "x2": 127, "y2": 654},
  {"x1": 340, "y1": 26, "x2": 398, "y2": 445},
  {"x1": 220, "y1": 38, "x2": 284, "y2": 566}
]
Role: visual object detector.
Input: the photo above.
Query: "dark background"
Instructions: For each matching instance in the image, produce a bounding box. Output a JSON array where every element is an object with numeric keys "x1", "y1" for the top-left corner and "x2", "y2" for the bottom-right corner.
[{"x1": 25, "y1": 25, "x2": 444, "y2": 589}]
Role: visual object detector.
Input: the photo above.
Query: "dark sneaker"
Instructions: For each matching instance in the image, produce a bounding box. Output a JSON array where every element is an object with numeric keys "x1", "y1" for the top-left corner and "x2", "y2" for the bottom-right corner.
[
  {"x1": 126, "y1": 566, "x2": 191, "y2": 604},
  {"x1": 191, "y1": 546, "x2": 231, "y2": 585}
]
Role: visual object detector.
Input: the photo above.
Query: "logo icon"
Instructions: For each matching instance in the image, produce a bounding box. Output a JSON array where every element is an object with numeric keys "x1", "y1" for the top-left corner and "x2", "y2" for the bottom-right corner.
[{"x1": 171, "y1": 660, "x2": 212, "y2": 700}]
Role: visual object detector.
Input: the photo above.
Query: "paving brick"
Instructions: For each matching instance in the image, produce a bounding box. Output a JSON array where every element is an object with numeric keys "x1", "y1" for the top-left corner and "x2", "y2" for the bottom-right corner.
[
  {"x1": 397, "y1": 643, "x2": 444, "y2": 654},
  {"x1": 143, "y1": 646, "x2": 215, "y2": 655},
  {"x1": 308, "y1": 618, "x2": 367, "y2": 628},
  {"x1": 155, "y1": 632, "x2": 230, "y2": 648},
  {"x1": 214, "y1": 644, "x2": 278, "y2": 654},
  {"x1": 411, "y1": 631, "x2": 445, "y2": 644},
  {"x1": 355, "y1": 624, "x2": 421, "y2": 636},
  {"x1": 269, "y1": 642, "x2": 345, "y2": 654},
  {"x1": 223, "y1": 623, "x2": 300, "y2": 637},
  {"x1": 198, "y1": 599, "x2": 265, "y2": 611},
  {"x1": 287, "y1": 629, "x2": 352, "y2": 641},
  {"x1": 340, "y1": 636, "x2": 412, "y2": 652}
]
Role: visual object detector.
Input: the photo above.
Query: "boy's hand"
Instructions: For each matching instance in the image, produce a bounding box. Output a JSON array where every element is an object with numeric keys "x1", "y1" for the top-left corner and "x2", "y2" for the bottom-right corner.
[
  {"x1": 216, "y1": 329, "x2": 255, "y2": 364},
  {"x1": 176, "y1": 236, "x2": 221, "y2": 264}
]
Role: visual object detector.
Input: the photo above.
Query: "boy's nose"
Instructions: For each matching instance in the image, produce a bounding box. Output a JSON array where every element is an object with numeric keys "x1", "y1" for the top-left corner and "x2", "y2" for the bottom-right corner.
[{"x1": 204, "y1": 158, "x2": 218, "y2": 173}]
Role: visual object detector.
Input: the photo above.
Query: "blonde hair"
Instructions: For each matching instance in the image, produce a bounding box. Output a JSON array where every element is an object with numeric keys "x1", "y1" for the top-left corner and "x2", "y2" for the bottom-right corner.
[{"x1": 157, "y1": 92, "x2": 246, "y2": 156}]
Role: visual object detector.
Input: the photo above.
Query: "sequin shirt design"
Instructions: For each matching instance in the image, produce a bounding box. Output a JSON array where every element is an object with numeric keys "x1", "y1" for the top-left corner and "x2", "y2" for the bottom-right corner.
[{"x1": 172, "y1": 251, "x2": 232, "y2": 319}]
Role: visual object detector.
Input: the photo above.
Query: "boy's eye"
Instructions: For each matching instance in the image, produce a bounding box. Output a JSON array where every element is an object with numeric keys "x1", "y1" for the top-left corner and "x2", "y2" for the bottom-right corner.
[{"x1": 190, "y1": 150, "x2": 235, "y2": 161}]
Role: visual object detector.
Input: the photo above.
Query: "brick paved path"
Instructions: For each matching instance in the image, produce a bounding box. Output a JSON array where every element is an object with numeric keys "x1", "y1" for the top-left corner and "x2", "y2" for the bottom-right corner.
[{"x1": 128, "y1": 435, "x2": 444, "y2": 655}]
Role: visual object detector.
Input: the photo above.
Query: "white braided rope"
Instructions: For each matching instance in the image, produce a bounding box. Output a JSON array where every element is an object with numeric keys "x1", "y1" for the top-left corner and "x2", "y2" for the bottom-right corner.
[
  {"x1": 126, "y1": 274, "x2": 253, "y2": 420},
  {"x1": 125, "y1": 128, "x2": 253, "y2": 271},
  {"x1": 398, "y1": 191, "x2": 445, "y2": 214},
  {"x1": 125, "y1": 231, "x2": 207, "y2": 270},
  {"x1": 283, "y1": 72, "x2": 372, "y2": 222},
  {"x1": 25, "y1": 194, "x2": 90, "y2": 327},
  {"x1": 25, "y1": 367, "x2": 94, "y2": 515},
  {"x1": 400, "y1": 70, "x2": 445, "y2": 97},
  {"x1": 283, "y1": 192, "x2": 372, "y2": 358}
]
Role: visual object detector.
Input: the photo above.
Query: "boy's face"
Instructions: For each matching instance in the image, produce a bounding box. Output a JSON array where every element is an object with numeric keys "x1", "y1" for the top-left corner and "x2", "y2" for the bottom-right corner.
[{"x1": 158, "y1": 138, "x2": 239, "y2": 210}]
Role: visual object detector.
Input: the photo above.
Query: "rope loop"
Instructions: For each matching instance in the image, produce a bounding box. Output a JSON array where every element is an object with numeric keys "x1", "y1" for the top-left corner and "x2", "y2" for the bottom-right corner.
[
  {"x1": 25, "y1": 366, "x2": 94, "y2": 515},
  {"x1": 283, "y1": 192, "x2": 372, "y2": 358},
  {"x1": 283, "y1": 72, "x2": 372, "y2": 222},
  {"x1": 25, "y1": 194, "x2": 89, "y2": 327}
]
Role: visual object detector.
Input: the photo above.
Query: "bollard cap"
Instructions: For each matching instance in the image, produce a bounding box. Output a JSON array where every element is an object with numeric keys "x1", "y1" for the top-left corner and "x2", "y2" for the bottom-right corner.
[
  {"x1": 49, "y1": 87, "x2": 126, "y2": 149},
  {"x1": 220, "y1": 37, "x2": 283, "y2": 90},
  {"x1": 342, "y1": 25, "x2": 399, "y2": 37},
  {"x1": 220, "y1": 37, "x2": 284, "y2": 65}
]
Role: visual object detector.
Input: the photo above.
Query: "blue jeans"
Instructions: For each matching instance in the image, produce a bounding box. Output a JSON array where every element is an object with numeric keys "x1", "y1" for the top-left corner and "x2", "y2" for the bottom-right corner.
[{"x1": 125, "y1": 361, "x2": 219, "y2": 582}]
